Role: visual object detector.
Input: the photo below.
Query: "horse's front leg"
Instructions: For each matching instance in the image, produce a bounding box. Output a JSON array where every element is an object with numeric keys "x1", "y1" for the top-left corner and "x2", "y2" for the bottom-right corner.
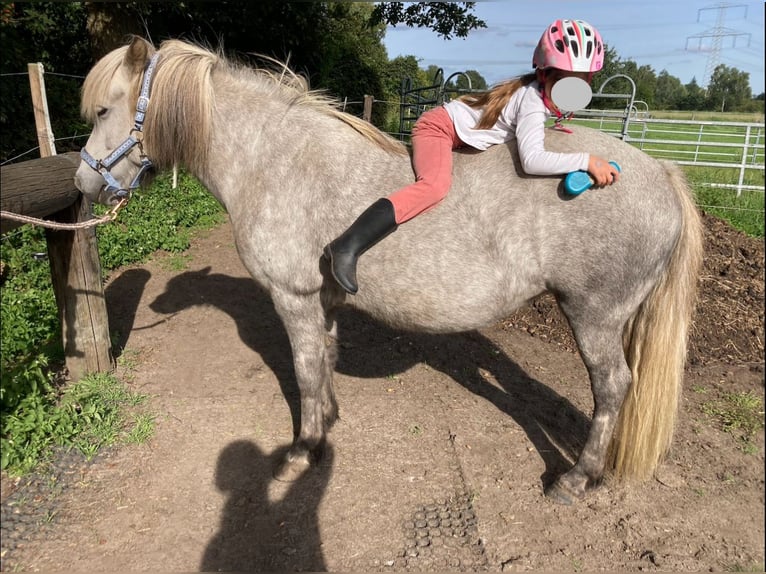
[
  {"x1": 270, "y1": 289, "x2": 338, "y2": 481},
  {"x1": 546, "y1": 320, "x2": 632, "y2": 504}
]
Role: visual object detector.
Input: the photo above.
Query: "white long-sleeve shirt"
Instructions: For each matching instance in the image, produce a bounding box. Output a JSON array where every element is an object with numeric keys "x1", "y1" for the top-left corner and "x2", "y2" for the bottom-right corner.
[{"x1": 443, "y1": 81, "x2": 589, "y2": 175}]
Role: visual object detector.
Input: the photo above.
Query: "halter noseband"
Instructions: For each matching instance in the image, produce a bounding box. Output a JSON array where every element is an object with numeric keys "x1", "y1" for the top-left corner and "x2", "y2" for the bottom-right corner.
[{"x1": 80, "y1": 52, "x2": 160, "y2": 202}]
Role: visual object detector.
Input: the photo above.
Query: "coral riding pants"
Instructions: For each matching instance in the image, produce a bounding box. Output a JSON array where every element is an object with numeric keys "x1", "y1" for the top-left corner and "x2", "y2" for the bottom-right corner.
[{"x1": 388, "y1": 106, "x2": 464, "y2": 224}]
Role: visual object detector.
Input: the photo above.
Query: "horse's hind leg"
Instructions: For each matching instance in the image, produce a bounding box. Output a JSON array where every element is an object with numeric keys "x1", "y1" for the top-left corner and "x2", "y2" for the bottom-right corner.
[
  {"x1": 546, "y1": 303, "x2": 632, "y2": 504},
  {"x1": 270, "y1": 289, "x2": 338, "y2": 481}
]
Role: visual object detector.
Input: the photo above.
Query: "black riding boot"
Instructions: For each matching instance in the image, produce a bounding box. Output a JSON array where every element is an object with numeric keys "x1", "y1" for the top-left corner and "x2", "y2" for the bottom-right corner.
[{"x1": 324, "y1": 198, "x2": 398, "y2": 294}]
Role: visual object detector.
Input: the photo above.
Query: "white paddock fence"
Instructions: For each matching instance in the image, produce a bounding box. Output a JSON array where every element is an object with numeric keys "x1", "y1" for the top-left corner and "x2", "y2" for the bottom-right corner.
[
  {"x1": 387, "y1": 71, "x2": 764, "y2": 210},
  {"x1": 569, "y1": 112, "x2": 765, "y2": 198}
]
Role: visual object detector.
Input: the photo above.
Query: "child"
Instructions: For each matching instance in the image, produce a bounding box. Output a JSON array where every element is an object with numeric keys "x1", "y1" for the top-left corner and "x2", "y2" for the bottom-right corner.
[{"x1": 325, "y1": 19, "x2": 620, "y2": 295}]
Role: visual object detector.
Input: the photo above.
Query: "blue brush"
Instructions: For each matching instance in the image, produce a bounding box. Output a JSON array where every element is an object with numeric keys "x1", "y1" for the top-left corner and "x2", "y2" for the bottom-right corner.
[{"x1": 564, "y1": 161, "x2": 621, "y2": 195}]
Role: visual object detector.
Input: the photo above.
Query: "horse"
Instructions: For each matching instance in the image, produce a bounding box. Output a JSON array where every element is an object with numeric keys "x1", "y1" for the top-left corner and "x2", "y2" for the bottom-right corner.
[{"x1": 74, "y1": 36, "x2": 703, "y2": 505}]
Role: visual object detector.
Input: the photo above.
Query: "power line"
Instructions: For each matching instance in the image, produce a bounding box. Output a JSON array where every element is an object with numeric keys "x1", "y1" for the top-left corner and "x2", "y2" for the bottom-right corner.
[{"x1": 685, "y1": 2, "x2": 752, "y2": 87}]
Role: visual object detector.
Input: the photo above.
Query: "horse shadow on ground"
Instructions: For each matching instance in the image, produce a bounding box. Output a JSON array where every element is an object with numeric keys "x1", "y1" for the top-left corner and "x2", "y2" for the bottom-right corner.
[
  {"x1": 199, "y1": 442, "x2": 333, "y2": 572},
  {"x1": 108, "y1": 267, "x2": 593, "y2": 488}
]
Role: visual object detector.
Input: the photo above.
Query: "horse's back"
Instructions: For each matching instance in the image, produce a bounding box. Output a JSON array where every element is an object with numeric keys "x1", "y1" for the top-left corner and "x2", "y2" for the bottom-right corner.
[{"x1": 354, "y1": 126, "x2": 685, "y2": 332}]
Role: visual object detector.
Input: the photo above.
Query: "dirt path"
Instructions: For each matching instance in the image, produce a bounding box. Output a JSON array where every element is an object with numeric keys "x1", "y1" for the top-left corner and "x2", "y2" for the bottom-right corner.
[{"x1": 1, "y1": 218, "x2": 763, "y2": 572}]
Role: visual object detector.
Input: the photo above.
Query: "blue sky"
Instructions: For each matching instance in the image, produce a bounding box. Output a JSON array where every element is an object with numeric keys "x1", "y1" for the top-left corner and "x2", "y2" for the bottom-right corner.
[{"x1": 381, "y1": 1, "x2": 765, "y2": 95}]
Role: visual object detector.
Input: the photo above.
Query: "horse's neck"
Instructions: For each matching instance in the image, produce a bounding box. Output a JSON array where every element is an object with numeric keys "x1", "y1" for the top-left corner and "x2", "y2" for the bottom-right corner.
[{"x1": 203, "y1": 85, "x2": 407, "y2": 212}]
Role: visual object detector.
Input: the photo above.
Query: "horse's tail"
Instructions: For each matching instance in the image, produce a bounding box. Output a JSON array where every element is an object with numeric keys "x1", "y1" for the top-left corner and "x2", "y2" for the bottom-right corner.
[{"x1": 608, "y1": 160, "x2": 704, "y2": 480}]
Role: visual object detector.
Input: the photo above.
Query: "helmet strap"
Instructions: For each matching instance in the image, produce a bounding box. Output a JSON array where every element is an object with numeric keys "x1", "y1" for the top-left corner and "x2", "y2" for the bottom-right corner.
[{"x1": 538, "y1": 71, "x2": 574, "y2": 132}]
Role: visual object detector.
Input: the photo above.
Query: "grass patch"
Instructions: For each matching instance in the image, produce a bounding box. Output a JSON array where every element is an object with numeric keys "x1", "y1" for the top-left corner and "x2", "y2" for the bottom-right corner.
[
  {"x1": 94, "y1": 170, "x2": 225, "y2": 271},
  {"x1": 1, "y1": 168, "x2": 221, "y2": 475},
  {"x1": 0, "y1": 372, "x2": 153, "y2": 475},
  {"x1": 686, "y1": 168, "x2": 765, "y2": 237},
  {"x1": 159, "y1": 253, "x2": 194, "y2": 272},
  {"x1": 649, "y1": 110, "x2": 765, "y2": 123},
  {"x1": 701, "y1": 390, "x2": 764, "y2": 453}
]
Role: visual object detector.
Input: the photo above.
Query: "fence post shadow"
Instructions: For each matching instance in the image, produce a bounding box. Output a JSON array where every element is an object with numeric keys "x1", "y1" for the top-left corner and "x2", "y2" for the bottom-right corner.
[{"x1": 104, "y1": 268, "x2": 152, "y2": 359}]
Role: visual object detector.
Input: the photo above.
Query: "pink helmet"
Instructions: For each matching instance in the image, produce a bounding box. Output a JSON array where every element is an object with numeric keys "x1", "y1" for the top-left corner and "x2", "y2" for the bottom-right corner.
[{"x1": 533, "y1": 19, "x2": 604, "y2": 73}]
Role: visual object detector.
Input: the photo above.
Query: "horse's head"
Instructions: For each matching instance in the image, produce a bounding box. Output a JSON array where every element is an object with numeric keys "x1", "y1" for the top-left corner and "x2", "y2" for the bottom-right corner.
[{"x1": 75, "y1": 36, "x2": 158, "y2": 206}]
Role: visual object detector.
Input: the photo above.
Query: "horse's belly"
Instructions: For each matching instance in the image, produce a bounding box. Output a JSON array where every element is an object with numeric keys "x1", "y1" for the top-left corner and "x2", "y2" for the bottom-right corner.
[{"x1": 355, "y1": 257, "x2": 543, "y2": 333}]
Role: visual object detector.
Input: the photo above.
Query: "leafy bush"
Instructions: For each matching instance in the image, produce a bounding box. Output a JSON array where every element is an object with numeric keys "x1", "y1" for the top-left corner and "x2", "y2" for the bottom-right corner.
[
  {"x1": 0, "y1": 226, "x2": 60, "y2": 412},
  {"x1": 95, "y1": 170, "x2": 225, "y2": 270},
  {"x1": 0, "y1": 169, "x2": 223, "y2": 474},
  {"x1": 0, "y1": 372, "x2": 150, "y2": 474}
]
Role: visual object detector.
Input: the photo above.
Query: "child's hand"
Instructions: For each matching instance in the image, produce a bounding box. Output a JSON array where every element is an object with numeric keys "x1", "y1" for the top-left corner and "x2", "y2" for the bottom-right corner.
[{"x1": 587, "y1": 155, "x2": 620, "y2": 186}]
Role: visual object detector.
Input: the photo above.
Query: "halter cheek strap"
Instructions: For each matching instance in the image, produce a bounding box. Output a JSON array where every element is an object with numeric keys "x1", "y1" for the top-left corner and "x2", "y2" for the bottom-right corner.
[
  {"x1": 538, "y1": 70, "x2": 575, "y2": 134},
  {"x1": 80, "y1": 52, "x2": 160, "y2": 201}
]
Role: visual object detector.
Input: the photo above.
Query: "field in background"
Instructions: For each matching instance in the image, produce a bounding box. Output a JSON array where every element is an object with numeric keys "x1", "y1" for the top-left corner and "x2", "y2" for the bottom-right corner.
[
  {"x1": 649, "y1": 110, "x2": 764, "y2": 123},
  {"x1": 574, "y1": 115, "x2": 764, "y2": 237}
]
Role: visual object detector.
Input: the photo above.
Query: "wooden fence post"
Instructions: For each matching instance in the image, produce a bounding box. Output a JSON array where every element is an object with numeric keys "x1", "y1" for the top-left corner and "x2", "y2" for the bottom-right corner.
[
  {"x1": 45, "y1": 198, "x2": 115, "y2": 379},
  {"x1": 26, "y1": 62, "x2": 114, "y2": 379},
  {"x1": 363, "y1": 95, "x2": 373, "y2": 123},
  {"x1": 28, "y1": 63, "x2": 57, "y2": 158}
]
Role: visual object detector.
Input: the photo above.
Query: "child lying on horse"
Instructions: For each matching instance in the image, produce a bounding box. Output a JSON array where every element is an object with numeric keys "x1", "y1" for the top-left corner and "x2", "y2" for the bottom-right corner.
[{"x1": 325, "y1": 19, "x2": 620, "y2": 294}]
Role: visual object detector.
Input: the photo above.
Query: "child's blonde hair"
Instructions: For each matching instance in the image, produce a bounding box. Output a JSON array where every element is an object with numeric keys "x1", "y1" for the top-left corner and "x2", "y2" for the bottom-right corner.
[{"x1": 458, "y1": 72, "x2": 537, "y2": 130}]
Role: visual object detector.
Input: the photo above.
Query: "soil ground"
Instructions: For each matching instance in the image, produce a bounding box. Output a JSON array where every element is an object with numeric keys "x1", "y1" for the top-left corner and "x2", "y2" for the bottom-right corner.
[{"x1": 1, "y1": 212, "x2": 763, "y2": 572}]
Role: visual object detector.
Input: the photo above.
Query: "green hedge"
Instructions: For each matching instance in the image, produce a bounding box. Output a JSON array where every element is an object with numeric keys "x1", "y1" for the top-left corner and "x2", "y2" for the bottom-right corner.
[{"x1": 0, "y1": 170, "x2": 224, "y2": 474}]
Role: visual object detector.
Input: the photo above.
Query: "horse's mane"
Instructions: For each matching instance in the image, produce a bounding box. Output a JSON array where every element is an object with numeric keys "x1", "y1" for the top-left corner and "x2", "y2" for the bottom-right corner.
[
  {"x1": 82, "y1": 39, "x2": 406, "y2": 173},
  {"x1": 236, "y1": 51, "x2": 408, "y2": 158}
]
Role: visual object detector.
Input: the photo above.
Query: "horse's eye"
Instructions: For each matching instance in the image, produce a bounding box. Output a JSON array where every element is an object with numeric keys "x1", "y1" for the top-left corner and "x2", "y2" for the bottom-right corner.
[{"x1": 96, "y1": 107, "x2": 108, "y2": 118}]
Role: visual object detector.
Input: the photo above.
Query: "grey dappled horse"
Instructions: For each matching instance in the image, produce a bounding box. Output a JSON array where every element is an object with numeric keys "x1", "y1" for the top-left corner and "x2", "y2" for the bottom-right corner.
[{"x1": 75, "y1": 37, "x2": 703, "y2": 504}]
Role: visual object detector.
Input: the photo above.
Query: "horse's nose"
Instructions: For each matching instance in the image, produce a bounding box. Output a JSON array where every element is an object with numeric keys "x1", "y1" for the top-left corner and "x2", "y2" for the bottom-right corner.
[{"x1": 74, "y1": 166, "x2": 106, "y2": 203}]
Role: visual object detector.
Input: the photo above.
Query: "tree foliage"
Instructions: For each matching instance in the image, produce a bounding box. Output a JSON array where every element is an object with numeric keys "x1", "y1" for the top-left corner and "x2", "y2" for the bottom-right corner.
[
  {"x1": 655, "y1": 71, "x2": 686, "y2": 111},
  {"x1": 0, "y1": 2, "x2": 91, "y2": 161},
  {"x1": 706, "y1": 64, "x2": 752, "y2": 112},
  {"x1": 370, "y1": 2, "x2": 486, "y2": 39},
  {"x1": 1, "y1": 1, "x2": 762, "y2": 164}
]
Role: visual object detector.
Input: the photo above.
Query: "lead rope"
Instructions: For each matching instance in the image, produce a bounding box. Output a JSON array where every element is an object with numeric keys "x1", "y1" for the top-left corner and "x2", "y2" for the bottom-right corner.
[{"x1": 1, "y1": 198, "x2": 128, "y2": 231}]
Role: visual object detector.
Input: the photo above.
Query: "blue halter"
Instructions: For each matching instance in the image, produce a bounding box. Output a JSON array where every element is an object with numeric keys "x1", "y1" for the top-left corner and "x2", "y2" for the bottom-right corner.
[{"x1": 80, "y1": 53, "x2": 160, "y2": 203}]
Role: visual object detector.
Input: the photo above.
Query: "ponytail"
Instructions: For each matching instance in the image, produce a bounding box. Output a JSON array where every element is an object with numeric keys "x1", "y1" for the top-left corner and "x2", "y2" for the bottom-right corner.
[{"x1": 458, "y1": 73, "x2": 537, "y2": 130}]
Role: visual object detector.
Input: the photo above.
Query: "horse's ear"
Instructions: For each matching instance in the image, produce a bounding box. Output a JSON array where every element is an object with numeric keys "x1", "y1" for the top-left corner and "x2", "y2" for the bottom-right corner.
[{"x1": 125, "y1": 36, "x2": 155, "y2": 74}]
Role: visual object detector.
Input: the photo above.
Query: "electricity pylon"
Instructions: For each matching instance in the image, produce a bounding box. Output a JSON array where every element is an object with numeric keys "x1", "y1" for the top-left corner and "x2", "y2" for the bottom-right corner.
[{"x1": 685, "y1": 2, "x2": 751, "y2": 88}]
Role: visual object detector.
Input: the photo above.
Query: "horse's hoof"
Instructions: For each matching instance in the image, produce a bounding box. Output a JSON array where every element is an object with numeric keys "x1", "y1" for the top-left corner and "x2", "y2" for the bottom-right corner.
[
  {"x1": 273, "y1": 454, "x2": 311, "y2": 483},
  {"x1": 544, "y1": 480, "x2": 580, "y2": 505}
]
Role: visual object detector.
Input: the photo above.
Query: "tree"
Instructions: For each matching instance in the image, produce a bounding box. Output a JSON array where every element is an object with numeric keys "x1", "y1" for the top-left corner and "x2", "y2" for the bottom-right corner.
[
  {"x1": 622, "y1": 61, "x2": 657, "y2": 109},
  {"x1": 370, "y1": 2, "x2": 486, "y2": 39},
  {"x1": 706, "y1": 64, "x2": 752, "y2": 112},
  {"x1": 655, "y1": 70, "x2": 686, "y2": 110},
  {"x1": 452, "y1": 70, "x2": 487, "y2": 91},
  {"x1": 79, "y1": 2, "x2": 486, "y2": 115},
  {"x1": 678, "y1": 78, "x2": 706, "y2": 111},
  {"x1": 384, "y1": 55, "x2": 424, "y2": 95},
  {"x1": 591, "y1": 45, "x2": 621, "y2": 92},
  {"x1": 314, "y1": 3, "x2": 391, "y2": 125},
  {"x1": 0, "y1": 2, "x2": 91, "y2": 162}
]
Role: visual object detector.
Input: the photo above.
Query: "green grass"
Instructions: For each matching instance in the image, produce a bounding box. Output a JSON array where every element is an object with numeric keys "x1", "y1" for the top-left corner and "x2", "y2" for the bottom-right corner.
[
  {"x1": 574, "y1": 115, "x2": 764, "y2": 238},
  {"x1": 649, "y1": 110, "x2": 765, "y2": 123},
  {"x1": 701, "y1": 390, "x2": 764, "y2": 454},
  {"x1": 94, "y1": 170, "x2": 225, "y2": 270},
  {"x1": 689, "y1": 174, "x2": 764, "y2": 237},
  {"x1": 0, "y1": 372, "x2": 152, "y2": 475},
  {"x1": 1, "y1": 169, "x2": 224, "y2": 475}
]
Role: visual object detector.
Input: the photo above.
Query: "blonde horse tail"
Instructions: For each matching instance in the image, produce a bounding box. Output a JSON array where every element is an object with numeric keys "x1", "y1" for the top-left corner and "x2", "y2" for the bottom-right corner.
[{"x1": 608, "y1": 161, "x2": 704, "y2": 480}]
